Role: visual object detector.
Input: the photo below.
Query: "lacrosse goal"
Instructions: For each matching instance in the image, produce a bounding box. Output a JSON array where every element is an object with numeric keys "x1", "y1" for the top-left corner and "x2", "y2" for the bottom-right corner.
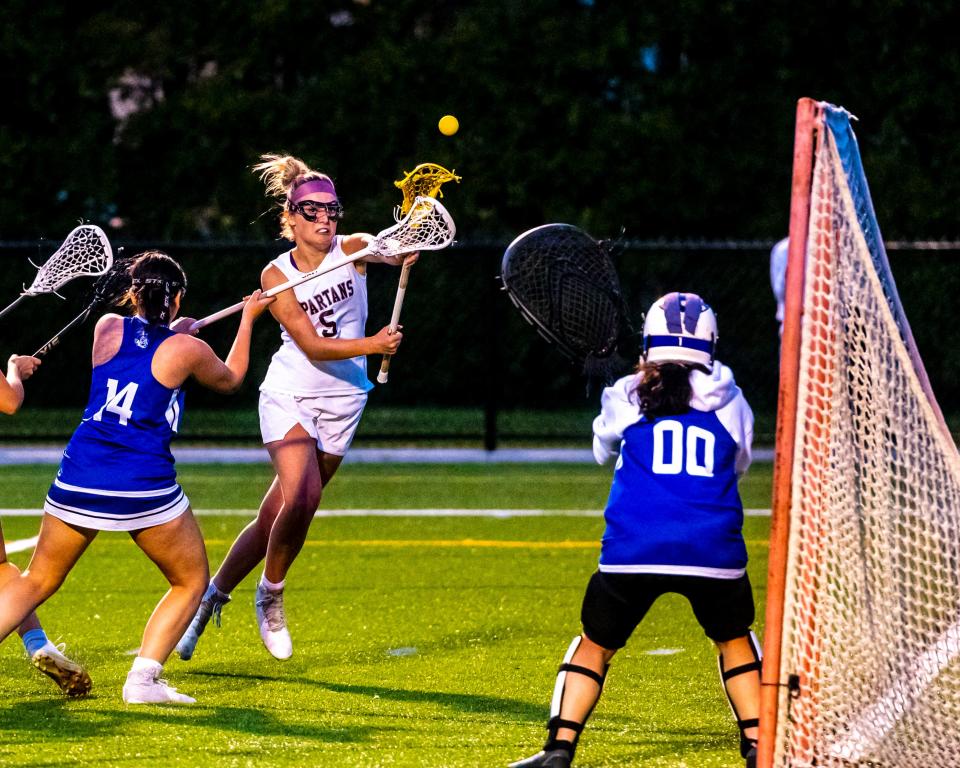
[{"x1": 758, "y1": 99, "x2": 960, "y2": 767}]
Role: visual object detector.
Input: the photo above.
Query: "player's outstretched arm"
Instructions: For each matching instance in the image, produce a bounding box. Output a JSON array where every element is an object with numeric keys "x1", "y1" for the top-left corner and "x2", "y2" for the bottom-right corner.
[
  {"x1": 0, "y1": 354, "x2": 41, "y2": 415},
  {"x1": 159, "y1": 291, "x2": 272, "y2": 395},
  {"x1": 261, "y1": 264, "x2": 403, "y2": 361}
]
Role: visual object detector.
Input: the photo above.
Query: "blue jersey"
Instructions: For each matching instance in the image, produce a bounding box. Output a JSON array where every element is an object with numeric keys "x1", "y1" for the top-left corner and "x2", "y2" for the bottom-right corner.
[
  {"x1": 593, "y1": 364, "x2": 753, "y2": 579},
  {"x1": 44, "y1": 317, "x2": 189, "y2": 531}
]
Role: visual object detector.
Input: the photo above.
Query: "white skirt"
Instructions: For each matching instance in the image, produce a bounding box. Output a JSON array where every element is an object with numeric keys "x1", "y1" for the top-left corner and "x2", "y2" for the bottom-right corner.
[{"x1": 258, "y1": 389, "x2": 367, "y2": 456}]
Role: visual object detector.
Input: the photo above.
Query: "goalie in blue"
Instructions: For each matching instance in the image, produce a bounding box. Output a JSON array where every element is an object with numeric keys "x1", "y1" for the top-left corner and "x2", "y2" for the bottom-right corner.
[{"x1": 510, "y1": 293, "x2": 760, "y2": 768}]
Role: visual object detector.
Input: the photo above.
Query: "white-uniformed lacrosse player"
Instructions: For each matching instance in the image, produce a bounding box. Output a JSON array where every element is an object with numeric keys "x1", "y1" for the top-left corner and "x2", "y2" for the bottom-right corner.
[
  {"x1": 510, "y1": 293, "x2": 760, "y2": 768},
  {"x1": 0, "y1": 252, "x2": 272, "y2": 704},
  {"x1": 177, "y1": 153, "x2": 415, "y2": 662},
  {"x1": 1, "y1": 354, "x2": 92, "y2": 696}
]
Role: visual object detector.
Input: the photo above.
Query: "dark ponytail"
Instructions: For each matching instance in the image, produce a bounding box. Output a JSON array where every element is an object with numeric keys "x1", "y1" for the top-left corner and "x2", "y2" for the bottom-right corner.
[
  {"x1": 632, "y1": 361, "x2": 700, "y2": 420},
  {"x1": 126, "y1": 251, "x2": 187, "y2": 326}
]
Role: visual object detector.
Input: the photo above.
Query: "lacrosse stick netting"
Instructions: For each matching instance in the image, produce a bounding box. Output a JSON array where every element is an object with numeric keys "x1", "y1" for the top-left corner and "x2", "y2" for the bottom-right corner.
[
  {"x1": 378, "y1": 167, "x2": 462, "y2": 383},
  {"x1": 0, "y1": 225, "x2": 113, "y2": 320},
  {"x1": 393, "y1": 163, "x2": 461, "y2": 219},
  {"x1": 501, "y1": 224, "x2": 631, "y2": 376},
  {"x1": 376, "y1": 195, "x2": 457, "y2": 255}
]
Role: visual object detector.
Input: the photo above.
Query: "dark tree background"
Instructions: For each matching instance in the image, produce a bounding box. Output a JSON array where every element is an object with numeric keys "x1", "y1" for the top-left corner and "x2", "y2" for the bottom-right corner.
[
  {"x1": 3, "y1": 0, "x2": 959, "y2": 241},
  {"x1": 1, "y1": 1, "x2": 958, "y2": 424}
]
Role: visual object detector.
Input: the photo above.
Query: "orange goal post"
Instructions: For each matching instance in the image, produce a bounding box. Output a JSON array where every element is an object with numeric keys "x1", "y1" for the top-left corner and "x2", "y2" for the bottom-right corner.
[{"x1": 758, "y1": 98, "x2": 960, "y2": 767}]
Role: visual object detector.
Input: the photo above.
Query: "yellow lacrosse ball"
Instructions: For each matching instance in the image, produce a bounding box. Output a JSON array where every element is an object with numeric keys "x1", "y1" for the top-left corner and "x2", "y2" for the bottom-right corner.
[{"x1": 438, "y1": 115, "x2": 459, "y2": 136}]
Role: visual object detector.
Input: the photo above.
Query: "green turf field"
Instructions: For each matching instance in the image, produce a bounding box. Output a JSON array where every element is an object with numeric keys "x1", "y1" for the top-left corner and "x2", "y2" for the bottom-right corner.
[{"x1": 0, "y1": 463, "x2": 772, "y2": 767}]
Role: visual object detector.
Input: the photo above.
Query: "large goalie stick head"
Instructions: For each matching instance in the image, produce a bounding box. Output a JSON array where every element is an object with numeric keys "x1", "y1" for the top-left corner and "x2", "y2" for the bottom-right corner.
[
  {"x1": 374, "y1": 195, "x2": 456, "y2": 258},
  {"x1": 393, "y1": 163, "x2": 461, "y2": 219},
  {"x1": 500, "y1": 223, "x2": 636, "y2": 378}
]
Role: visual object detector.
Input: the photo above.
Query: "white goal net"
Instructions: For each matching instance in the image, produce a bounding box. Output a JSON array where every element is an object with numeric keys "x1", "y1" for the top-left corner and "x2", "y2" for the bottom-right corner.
[{"x1": 769, "y1": 102, "x2": 960, "y2": 767}]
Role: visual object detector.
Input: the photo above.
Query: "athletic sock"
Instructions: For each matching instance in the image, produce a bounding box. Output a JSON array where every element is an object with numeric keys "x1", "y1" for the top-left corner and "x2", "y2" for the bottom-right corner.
[
  {"x1": 259, "y1": 574, "x2": 285, "y2": 592},
  {"x1": 22, "y1": 628, "x2": 48, "y2": 656},
  {"x1": 130, "y1": 656, "x2": 163, "y2": 676}
]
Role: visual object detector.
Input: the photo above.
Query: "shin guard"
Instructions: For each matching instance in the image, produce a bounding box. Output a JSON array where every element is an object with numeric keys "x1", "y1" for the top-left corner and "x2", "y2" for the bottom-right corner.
[
  {"x1": 544, "y1": 635, "x2": 608, "y2": 759},
  {"x1": 718, "y1": 630, "x2": 762, "y2": 758}
]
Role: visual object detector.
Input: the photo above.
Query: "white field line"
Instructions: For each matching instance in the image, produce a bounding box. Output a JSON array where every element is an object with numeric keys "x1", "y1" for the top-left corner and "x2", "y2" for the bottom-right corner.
[
  {"x1": 0, "y1": 447, "x2": 777, "y2": 465},
  {"x1": 0, "y1": 507, "x2": 771, "y2": 518},
  {"x1": 4, "y1": 535, "x2": 38, "y2": 553}
]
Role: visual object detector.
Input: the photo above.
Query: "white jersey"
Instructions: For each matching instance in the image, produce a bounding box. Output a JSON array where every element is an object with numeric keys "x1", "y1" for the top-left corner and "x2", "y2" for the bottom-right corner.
[{"x1": 260, "y1": 240, "x2": 373, "y2": 397}]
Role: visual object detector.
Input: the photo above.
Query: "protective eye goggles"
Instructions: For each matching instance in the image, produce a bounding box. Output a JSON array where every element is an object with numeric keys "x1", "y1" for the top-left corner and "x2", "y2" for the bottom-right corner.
[{"x1": 288, "y1": 199, "x2": 344, "y2": 222}]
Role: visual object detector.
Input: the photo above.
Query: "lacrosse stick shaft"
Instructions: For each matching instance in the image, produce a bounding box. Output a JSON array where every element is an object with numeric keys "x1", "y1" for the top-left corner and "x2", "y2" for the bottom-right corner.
[
  {"x1": 376, "y1": 262, "x2": 412, "y2": 384},
  {"x1": 191, "y1": 195, "x2": 454, "y2": 333},
  {"x1": 34, "y1": 306, "x2": 95, "y2": 358},
  {"x1": 0, "y1": 295, "x2": 26, "y2": 321},
  {"x1": 189, "y1": 245, "x2": 378, "y2": 332}
]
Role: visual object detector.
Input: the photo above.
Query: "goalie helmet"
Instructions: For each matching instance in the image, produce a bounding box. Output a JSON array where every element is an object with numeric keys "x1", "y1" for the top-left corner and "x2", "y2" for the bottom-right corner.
[{"x1": 642, "y1": 292, "x2": 717, "y2": 367}]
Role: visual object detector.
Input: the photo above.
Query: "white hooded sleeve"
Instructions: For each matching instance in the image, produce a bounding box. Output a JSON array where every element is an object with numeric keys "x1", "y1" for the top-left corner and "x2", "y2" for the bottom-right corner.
[
  {"x1": 690, "y1": 363, "x2": 754, "y2": 477},
  {"x1": 592, "y1": 374, "x2": 643, "y2": 465}
]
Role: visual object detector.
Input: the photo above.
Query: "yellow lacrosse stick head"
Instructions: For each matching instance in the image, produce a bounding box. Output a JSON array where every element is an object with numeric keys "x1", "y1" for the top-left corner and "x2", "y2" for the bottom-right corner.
[{"x1": 394, "y1": 163, "x2": 462, "y2": 216}]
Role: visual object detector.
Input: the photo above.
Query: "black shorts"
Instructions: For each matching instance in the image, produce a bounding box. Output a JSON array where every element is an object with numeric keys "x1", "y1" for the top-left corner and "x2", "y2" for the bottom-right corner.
[{"x1": 580, "y1": 570, "x2": 755, "y2": 650}]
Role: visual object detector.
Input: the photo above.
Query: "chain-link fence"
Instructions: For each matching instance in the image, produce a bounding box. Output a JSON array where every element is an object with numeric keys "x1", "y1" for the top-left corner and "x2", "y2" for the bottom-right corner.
[{"x1": 1, "y1": 239, "x2": 956, "y2": 446}]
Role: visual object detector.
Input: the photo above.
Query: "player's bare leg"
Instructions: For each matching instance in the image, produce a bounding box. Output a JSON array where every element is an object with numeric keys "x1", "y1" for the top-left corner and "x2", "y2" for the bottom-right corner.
[
  {"x1": 0, "y1": 515, "x2": 95, "y2": 696},
  {"x1": 124, "y1": 510, "x2": 207, "y2": 704},
  {"x1": 177, "y1": 428, "x2": 314, "y2": 661},
  {"x1": 209, "y1": 476, "x2": 284, "y2": 593},
  {"x1": 0, "y1": 528, "x2": 92, "y2": 696},
  {"x1": 206, "y1": 425, "x2": 341, "y2": 591},
  {"x1": 510, "y1": 634, "x2": 615, "y2": 767},
  {"x1": 178, "y1": 424, "x2": 344, "y2": 661},
  {"x1": 176, "y1": 478, "x2": 282, "y2": 660},
  {"x1": 0, "y1": 515, "x2": 95, "y2": 640},
  {"x1": 263, "y1": 439, "x2": 342, "y2": 582},
  {"x1": 252, "y1": 429, "x2": 341, "y2": 659},
  {"x1": 178, "y1": 429, "x2": 311, "y2": 660}
]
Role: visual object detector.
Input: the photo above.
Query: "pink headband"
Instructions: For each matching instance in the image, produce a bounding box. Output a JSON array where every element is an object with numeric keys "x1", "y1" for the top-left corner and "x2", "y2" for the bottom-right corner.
[{"x1": 289, "y1": 178, "x2": 337, "y2": 203}]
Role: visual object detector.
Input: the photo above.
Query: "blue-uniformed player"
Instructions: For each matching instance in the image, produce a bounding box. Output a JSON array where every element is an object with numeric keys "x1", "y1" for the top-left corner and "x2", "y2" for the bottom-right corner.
[
  {"x1": 0, "y1": 251, "x2": 272, "y2": 705},
  {"x1": 510, "y1": 292, "x2": 760, "y2": 768}
]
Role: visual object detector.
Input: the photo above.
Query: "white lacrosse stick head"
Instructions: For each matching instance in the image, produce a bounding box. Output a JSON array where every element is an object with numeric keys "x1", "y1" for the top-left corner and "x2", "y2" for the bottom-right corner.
[
  {"x1": 373, "y1": 196, "x2": 456, "y2": 258},
  {"x1": 26, "y1": 225, "x2": 114, "y2": 295}
]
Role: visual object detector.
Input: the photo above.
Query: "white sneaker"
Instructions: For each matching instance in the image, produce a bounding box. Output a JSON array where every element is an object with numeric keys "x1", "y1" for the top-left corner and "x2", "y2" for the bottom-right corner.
[
  {"x1": 32, "y1": 643, "x2": 93, "y2": 697},
  {"x1": 255, "y1": 582, "x2": 292, "y2": 660},
  {"x1": 122, "y1": 668, "x2": 196, "y2": 704},
  {"x1": 177, "y1": 585, "x2": 230, "y2": 661}
]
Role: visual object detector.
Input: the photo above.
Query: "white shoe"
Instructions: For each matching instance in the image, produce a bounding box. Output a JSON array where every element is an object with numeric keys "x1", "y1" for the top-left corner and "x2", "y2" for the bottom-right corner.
[
  {"x1": 32, "y1": 643, "x2": 93, "y2": 697},
  {"x1": 255, "y1": 583, "x2": 292, "y2": 660},
  {"x1": 177, "y1": 585, "x2": 230, "y2": 661},
  {"x1": 122, "y1": 668, "x2": 196, "y2": 704}
]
